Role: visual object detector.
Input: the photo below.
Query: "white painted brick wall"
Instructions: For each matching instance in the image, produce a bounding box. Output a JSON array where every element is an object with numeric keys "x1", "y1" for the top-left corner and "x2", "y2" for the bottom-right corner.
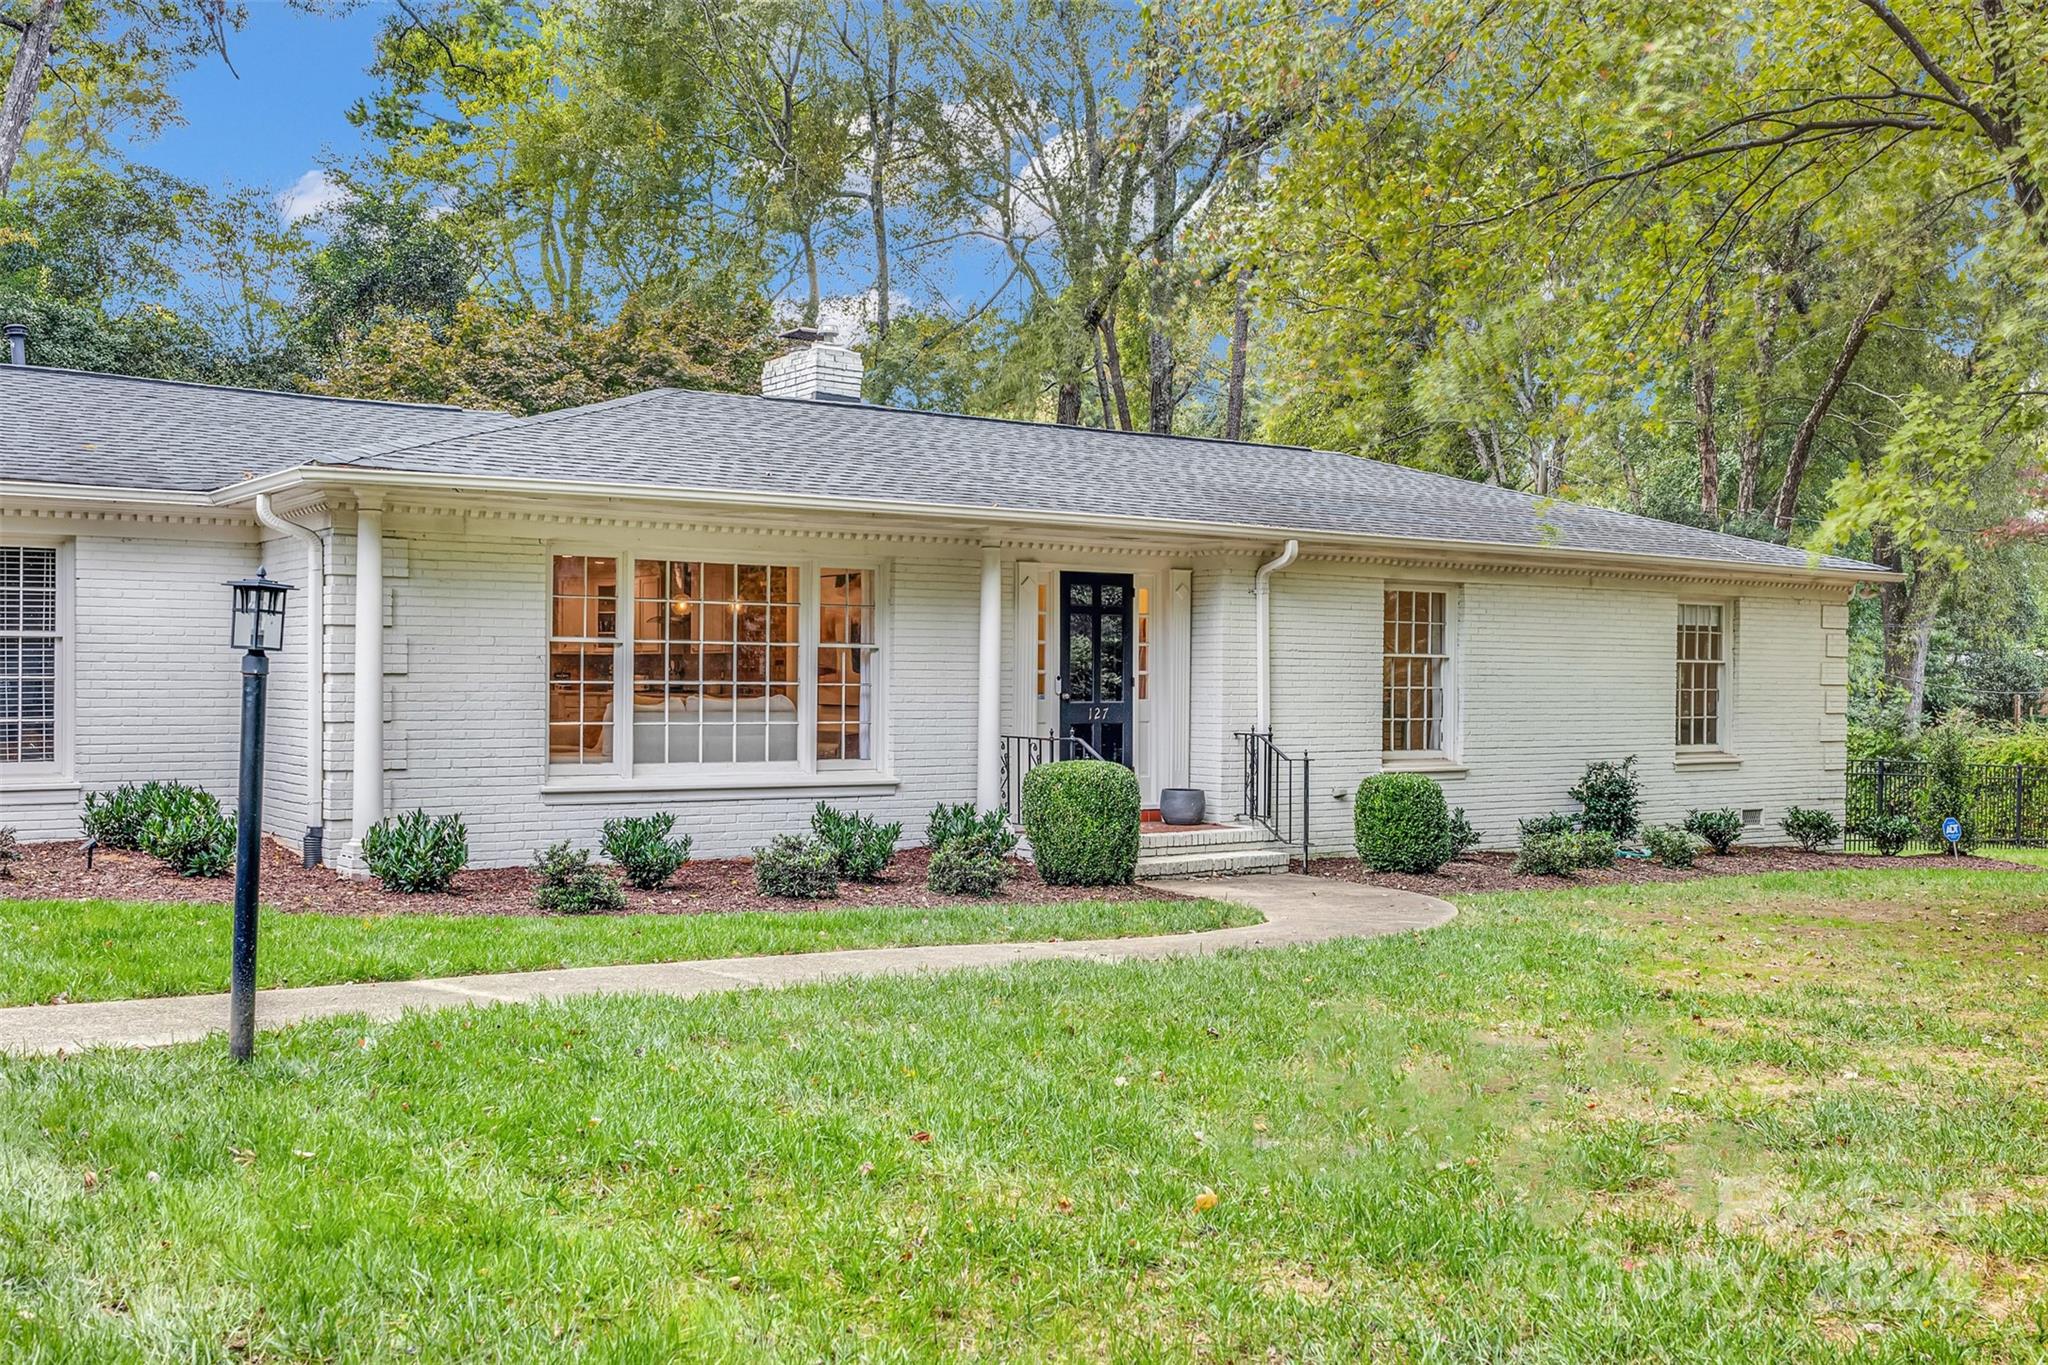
[
  {"x1": 1262, "y1": 563, "x2": 1851, "y2": 852},
  {"x1": 331, "y1": 521, "x2": 983, "y2": 867},
  {"x1": 2, "y1": 526, "x2": 260, "y2": 841}
]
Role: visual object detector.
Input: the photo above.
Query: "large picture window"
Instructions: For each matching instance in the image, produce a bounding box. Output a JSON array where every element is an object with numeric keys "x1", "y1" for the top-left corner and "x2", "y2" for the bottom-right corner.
[
  {"x1": 1, "y1": 546, "x2": 61, "y2": 766},
  {"x1": 1676, "y1": 604, "x2": 1725, "y2": 748},
  {"x1": 549, "y1": 551, "x2": 881, "y2": 777},
  {"x1": 1382, "y1": 589, "x2": 1448, "y2": 754}
]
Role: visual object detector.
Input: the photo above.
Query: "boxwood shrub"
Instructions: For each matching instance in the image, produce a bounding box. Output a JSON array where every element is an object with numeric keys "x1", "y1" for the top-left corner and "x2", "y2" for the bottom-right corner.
[
  {"x1": 1853, "y1": 812, "x2": 1916, "y2": 856},
  {"x1": 532, "y1": 841, "x2": 627, "y2": 914},
  {"x1": 600, "y1": 812, "x2": 692, "y2": 889},
  {"x1": 811, "y1": 803, "x2": 903, "y2": 882},
  {"x1": 1643, "y1": 823, "x2": 1701, "y2": 869},
  {"x1": 1683, "y1": 807, "x2": 1745, "y2": 855},
  {"x1": 1353, "y1": 773, "x2": 1454, "y2": 873},
  {"x1": 1780, "y1": 806, "x2": 1841, "y2": 852},
  {"x1": 1020, "y1": 760, "x2": 1140, "y2": 886},
  {"x1": 754, "y1": 833, "x2": 839, "y2": 899},
  {"x1": 927, "y1": 843, "x2": 1011, "y2": 897},
  {"x1": 361, "y1": 809, "x2": 469, "y2": 893}
]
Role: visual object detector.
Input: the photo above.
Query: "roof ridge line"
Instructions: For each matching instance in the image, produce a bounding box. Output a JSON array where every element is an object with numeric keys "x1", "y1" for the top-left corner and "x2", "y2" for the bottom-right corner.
[
  {"x1": 0, "y1": 363, "x2": 498, "y2": 415},
  {"x1": 324, "y1": 388, "x2": 675, "y2": 468}
]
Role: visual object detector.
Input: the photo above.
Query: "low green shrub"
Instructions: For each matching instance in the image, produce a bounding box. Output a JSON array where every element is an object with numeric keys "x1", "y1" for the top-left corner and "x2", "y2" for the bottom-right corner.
[
  {"x1": 600, "y1": 812, "x2": 692, "y2": 889},
  {"x1": 755, "y1": 834, "x2": 839, "y2": 899},
  {"x1": 1575, "y1": 829, "x2": 1619, "y2": 867},
  {"x1": 1643, "y1": 823, "x2": 1701, "y2": 869},
  {"x1": 1019, "y1": 760, "x2": 1140, "y2": 886},
  {"x1": 1514, "y1": 827, "x2": 1617, "y2": 876},
  {"x1": 1448, "y1": 807, "x2": 1481, "y2": 858},
  {"x1": 927, "y1": 843, "x2": 1011, "y2": 898},
  {"x1": 1972, "y1": 721, "x2": 2048, "y2": 769},
  {"x1": 0, "y1": 825, "x2": 21, "y2": 878},
  {"x1": 532, "y1": 841, "x2": 626, "y2": 914},
  {"x1": 1781, "y1": 806, "x2": 1841, "y2": 852},
  {"x1": 1683, "y1": 807, "x2": 1745, "y2": 855},
  {"x1": 811, "y1": 804, "x2": 903, "y2": 882},
  {"x1": 360, "y1": 809, "x2": 469, "y2": 893},
  {"x1": 1518, "y1": 812, "x2": 1576, "y2": 839},
  {"x1": 1513, "y1": 831, "x2": 1585, "y2": 876},
  {"x1": 82, "y1": 780, "x2": 182, "y2": 850},
  {"x1": 1353, "y1": 773, "x2": 1454, "y2": 874},
  {"x1": 1853, "y1": 813, "x2": 1916, "y2": 856},
  {"x1": 926, "y1": 802, "x2": 1018, "y2": 858},
  {"x1": 1570, "y1": 757, "x2": 1642, "y2": 840},
  {"x1": 138, "y1": 784, "x2": 236, "y2": 878}
]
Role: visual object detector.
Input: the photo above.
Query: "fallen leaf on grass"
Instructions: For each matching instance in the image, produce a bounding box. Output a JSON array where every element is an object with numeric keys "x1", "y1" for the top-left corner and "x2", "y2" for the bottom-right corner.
[{"x1": 1193, "y1": 1188, "x2": 1218, "y2": 1213}]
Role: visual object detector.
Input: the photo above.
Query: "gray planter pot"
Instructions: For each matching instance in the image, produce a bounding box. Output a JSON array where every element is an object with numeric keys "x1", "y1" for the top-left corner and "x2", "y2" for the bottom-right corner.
[{"x1": 1158, "y1": 787, "x2": 1206, "y2": 826}]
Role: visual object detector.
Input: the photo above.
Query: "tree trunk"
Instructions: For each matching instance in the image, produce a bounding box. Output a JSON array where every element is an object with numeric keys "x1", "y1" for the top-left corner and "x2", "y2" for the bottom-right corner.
[
  {"x1": 1144, "y1": 32, "x2": 1175, "y2": 434},
  {"x1": 1691, "y1": 284, "x2": 1721, "y2": 522},
  {"x1": 1769, "y1": 282, "x2": 1893, "y2": 536},
  {"x1": 0, "y1": 0, "x2": 61, "y2": 192},
  {"x1": 1100, "y1": 311, "x2": 1133, "y2": 430},
  {"x1": 1736, "y1": 273, "x2": 1784, "y2": 516},
  {"x1": 1056, "y1": 378, "x2": 1083, "y2": 426},
  {"x1": 1224, "y1": 269, "x2": 1251, "y2": 442}
]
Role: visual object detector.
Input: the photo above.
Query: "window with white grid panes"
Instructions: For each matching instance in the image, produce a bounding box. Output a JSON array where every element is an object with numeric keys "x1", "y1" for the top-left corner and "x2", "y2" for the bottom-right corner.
[
  {"x1": 0, "y1": 546, "x2": 59, "y2": 766},
  {"x1": 632, "y1": 561, "x2": 801, "y2": 765},
  {"x1": 817, "y1": 569, "x2": 878, "y2": 762},
  {"x1": 1382, "y1": 589, "x2": 1448, "y2": 754},
  {"x1": 1676, "y1": 603, "x2": 1725, "y2": 748},
  {"x1": 547, "y1": 555, "x2": 617, "y2": 764}
]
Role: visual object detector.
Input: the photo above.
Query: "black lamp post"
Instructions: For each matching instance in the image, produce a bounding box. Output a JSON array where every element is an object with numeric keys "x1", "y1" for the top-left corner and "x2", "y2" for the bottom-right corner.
[{"x1": 226, "y1": 567, "x2": 292, "y2": 1060}]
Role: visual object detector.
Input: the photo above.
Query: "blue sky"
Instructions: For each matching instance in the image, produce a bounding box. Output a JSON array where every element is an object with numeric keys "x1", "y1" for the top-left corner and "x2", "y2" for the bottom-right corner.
[{"x1": 133, "y1": 1, "x2": 390, "y2": 210}]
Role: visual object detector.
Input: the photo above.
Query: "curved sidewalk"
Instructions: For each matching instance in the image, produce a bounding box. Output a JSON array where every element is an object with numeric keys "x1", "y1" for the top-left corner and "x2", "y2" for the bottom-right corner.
[{"x1": 0, "y1": 875, "x2": 1454, "y2": 1057}]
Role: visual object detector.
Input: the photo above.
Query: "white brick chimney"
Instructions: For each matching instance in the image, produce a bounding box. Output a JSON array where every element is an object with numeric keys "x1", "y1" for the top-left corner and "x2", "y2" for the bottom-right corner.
[{"x1": 761, "y1": 327, "x2": 864, "y2": 403}]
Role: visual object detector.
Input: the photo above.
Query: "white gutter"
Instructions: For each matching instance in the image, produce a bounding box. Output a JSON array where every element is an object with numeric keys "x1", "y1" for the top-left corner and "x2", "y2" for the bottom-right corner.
[
  {"x1": 253, "y1": 494, "x2": 324, "y2": 854},
  {"x1": 1254, "y1": 539, "x2": 1300, "y2": 732}
]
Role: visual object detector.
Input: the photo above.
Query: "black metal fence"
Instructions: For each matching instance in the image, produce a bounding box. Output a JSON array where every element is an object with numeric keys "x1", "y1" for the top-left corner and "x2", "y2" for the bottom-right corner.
[{"x1": 1845, "y1": 757, "x2": 2047, "y2": 852}]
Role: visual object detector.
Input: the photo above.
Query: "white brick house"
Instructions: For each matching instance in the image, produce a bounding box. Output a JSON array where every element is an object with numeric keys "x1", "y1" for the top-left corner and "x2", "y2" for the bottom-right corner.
[{"x1": 1, "y1": 334, "x2": 1886, "y2": 869}]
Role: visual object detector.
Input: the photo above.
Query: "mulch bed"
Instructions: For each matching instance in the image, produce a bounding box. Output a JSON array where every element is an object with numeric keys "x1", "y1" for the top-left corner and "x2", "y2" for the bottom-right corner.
[
  {"x1": 2, "y1": 839, "x2": 1174, "y2": 918},
  {"x1": 1307, "y1": 844, "x2": 2040, "y2": 897}
]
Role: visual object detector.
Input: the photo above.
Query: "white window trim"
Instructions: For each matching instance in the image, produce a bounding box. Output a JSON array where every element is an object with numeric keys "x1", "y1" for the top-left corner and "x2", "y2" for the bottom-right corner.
[
  {"x1": 0, "y1": 536, "x2": 76, "y2": 791},
  {"x1": 540, "y1": 542, "x2": 890, "y2": 792},
  {"x1": 1380, "y1": 582, "x2": 1461, "y2": 766},
  {"x1": 1675, "y1": 599, "x2": 1737, "y2": 761}
]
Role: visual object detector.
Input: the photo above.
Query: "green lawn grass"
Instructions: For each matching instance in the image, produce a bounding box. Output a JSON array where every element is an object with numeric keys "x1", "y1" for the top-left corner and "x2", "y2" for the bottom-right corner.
[
  {"x1": 0, "y1": 896, "x2": 1257, "y2": 1007},
  {"x1": 5, "y1": 864, "x2": 2048, "y2": 1359}
]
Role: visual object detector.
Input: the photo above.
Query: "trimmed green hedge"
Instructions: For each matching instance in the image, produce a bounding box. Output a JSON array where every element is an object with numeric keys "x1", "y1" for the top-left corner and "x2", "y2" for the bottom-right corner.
[
  {"x1": 1353, "y1": 773, "x2": 1454, "y2": 873},
  {"x1": 1020, "y1": 760, "x2": 1139, "y2": 886}
]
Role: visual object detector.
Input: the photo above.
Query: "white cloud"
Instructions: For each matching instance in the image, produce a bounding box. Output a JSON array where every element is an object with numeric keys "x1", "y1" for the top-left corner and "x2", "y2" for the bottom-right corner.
[{"x1": 276, "y1": 169, "x2": 348, "y2": 224}]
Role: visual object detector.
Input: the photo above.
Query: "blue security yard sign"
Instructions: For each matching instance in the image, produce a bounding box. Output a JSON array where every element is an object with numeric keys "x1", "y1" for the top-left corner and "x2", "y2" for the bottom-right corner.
[{"x1": 1942, "y1": 816, "x2": 1964, "y2": 853}]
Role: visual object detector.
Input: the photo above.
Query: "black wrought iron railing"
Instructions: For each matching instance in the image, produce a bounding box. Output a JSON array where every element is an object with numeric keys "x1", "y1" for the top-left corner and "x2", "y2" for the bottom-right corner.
[
  {"x1": 1237, "y1": 730, "x2": 1311, "y2": 870},
  {"x1": 998, "y1": 731, "x2": 1104, "y2": 822},
  {"x1": 1845, "y1": 757, "x2": 2046, "y2": 852}
]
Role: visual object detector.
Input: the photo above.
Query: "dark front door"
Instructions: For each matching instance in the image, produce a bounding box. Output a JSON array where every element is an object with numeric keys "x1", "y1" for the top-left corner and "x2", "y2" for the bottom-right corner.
[{"x1": 1058, "y1": 571, "x2": 1134, "y2": 767}]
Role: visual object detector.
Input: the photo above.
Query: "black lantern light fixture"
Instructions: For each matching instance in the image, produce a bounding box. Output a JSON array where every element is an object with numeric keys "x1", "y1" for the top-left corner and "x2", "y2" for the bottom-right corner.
[
  {"x1": 224, "y1": 566, "x2": 293, "y2": 1060},
  {"x1": 227, "y1": 568, "x2": 292, "y2": 653}
]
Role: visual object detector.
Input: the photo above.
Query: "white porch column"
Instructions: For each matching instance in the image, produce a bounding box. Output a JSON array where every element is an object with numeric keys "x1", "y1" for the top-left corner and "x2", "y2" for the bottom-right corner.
[
  {"x1": 975, "y1": 541, "x2": 1003, "y2": 811},
  {"x1": 341, "y1": 500, "x2": 385, "y2": 874}
]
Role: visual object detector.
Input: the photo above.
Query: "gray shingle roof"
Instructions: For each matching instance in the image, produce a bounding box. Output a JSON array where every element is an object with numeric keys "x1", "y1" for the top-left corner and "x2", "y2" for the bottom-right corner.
[
  {"x1": 1, "y1": 365, "x2": 500, "y2": 493},
  {"x1": 328, "y1": 387, "x2": 1884, "y2": 576},
  {"x1": 3, "y1": 365, "x2": 1886, "y2": 577}
]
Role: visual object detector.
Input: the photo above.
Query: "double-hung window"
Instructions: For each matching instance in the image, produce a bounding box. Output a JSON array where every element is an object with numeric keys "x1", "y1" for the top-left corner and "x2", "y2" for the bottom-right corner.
[
  {"x1": 1676, "y1": 604, "x2": 1725, "y2": 748},
  {"x1": 548, "y1": 552, "x2": 882, "y2": 778},
  {"x1": 1382, "y1": 588, "x2": 1449, "y2": 755},
  {"x1": 1, "y1": 545, "x2": 61, "y2": 769}
]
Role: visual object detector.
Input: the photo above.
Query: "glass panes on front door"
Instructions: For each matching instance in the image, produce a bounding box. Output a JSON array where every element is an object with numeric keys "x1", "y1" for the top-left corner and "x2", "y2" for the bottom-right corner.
[
  {"x1": 1060, "y1": 573, "x2": 1132, "y2": 766},
  {"x1": 0, "y1": 546, "x2": 59, "y2": 765},
  {"x1": 633, "y1": 560, "x2": 800, "y2": 764}
]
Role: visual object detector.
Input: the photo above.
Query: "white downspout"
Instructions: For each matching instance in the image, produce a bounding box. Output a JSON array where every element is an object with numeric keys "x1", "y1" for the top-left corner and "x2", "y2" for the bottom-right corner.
[
  {"x1": 253, "y1": 494, "x2": 325, "y2": 859},
  {"x1": 1253, "y1": 539, "x2": 1299, "y2": 733}
]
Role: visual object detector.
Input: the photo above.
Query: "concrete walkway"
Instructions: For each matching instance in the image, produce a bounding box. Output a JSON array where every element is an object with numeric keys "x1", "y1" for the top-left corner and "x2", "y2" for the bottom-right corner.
[{"x1": 0, "y1": 875, "x2": 1454, "y2": 1057}]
